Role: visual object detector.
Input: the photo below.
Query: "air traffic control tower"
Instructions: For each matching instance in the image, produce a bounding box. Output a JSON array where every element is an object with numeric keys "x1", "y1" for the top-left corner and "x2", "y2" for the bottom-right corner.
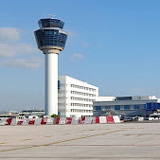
[{"x1": 34, "y1": 17, "x2": 68, "y2": 116}]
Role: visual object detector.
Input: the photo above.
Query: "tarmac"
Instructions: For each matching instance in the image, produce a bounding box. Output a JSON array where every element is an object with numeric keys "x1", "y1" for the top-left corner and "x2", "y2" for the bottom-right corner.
[{"x1": 0, "y1": 123, "x2": 160, "y2": 160}]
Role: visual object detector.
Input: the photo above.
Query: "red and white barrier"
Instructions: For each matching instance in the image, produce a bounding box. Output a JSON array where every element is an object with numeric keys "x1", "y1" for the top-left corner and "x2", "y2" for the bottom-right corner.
[
  {"x1": 0, "y1": 118, "x2": 7, "y2": 126},
  {"x1": 71, "y1": 117, "x2": 79, "y2": 125},
  {"x1": 5, "y1": 118, "x2": 12, "y2": 125},
  {"x1": 95, "y1": 116, "x2": 100, "y2": 124},
  {"x1": 99, "y1": 116, "x2": 107, "y2": 124},
  {"x1": 94, "y1": 116, "x2": 119, "y2": 124},
  {"x1": 46, "y1": 118, "x2": 54, "y2": 125},
  {"x1": 85, "y1": 117, "x2": 93, "y2": 124},
  {"x1": 113, "y1": 116, "x2": 120, "y2": 123},
  {"x1": 1, "y1": 116, "x2": 120, "y2": 126},
  {"x1": 79, "y1": 116, "x2": 85, "y2": 124},
  {"x1": 54, "y1": 117, "x2": 60, "y2": 124},
  {"x1": 65, "y1": 117, "x2": 72, "y2": 124},
  {"x1": 106, "y1": 116, "x2": 114, "y2": 124}
]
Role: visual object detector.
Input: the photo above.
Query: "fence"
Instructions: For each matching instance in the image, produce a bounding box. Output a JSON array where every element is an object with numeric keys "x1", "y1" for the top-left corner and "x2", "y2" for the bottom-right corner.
[{"x1": 0, "y1": 116, "x2": 120, "y2": 126}]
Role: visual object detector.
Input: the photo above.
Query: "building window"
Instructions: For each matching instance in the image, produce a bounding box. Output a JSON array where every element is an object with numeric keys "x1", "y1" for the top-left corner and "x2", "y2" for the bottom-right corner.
[
  {"x1": 58, "y1": 80, "x2": 60, "y2": 89},
  {"x1": 95, "y1": 106, "x2": 101, "y2": 111},
  {"x1": 114, "y1": 105, "x2": 120, "y2": 110},
  {"x1": 124, "y1": 105, "x2": 130, "y2": 110},
  {"x1": 134, "y1": 105, "x2": 140, "y2": 110}
]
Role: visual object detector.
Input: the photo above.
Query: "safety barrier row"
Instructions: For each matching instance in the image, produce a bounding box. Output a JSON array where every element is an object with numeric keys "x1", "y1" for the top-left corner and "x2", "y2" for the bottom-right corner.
[{"x1": 0, "y1": 116, "x2": 120, "y2": 126}]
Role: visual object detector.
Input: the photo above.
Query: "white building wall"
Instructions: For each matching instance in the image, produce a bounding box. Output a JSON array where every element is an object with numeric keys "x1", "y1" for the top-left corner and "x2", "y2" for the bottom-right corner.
[{"x1": 58, "y1": 76, "x2": 99, "y2": 118}]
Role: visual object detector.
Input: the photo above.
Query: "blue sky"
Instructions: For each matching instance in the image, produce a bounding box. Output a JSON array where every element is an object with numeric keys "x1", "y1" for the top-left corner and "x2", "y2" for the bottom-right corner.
[{"x1": 0, "y1": 0, "x2": 160, "y2": 111}]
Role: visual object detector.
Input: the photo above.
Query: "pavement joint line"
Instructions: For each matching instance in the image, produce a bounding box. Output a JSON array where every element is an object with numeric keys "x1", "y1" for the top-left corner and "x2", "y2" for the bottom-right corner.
[{"x1": 0, "y1": 129, "x2": 124, "y2": 153}]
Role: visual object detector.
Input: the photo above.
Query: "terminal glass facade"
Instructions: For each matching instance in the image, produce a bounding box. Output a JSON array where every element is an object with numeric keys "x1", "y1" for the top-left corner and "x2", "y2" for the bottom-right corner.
[
  {"x1": 134, "y1": 105, "x2": 140, "y2": 110},
  {"x1": 115, "y1": 105, "x2": 120, "y2": 110},
  {"x1": 124, "y1": 105, "x2": 130, "y2": 110},
  {"x1": 94, "y1": 103, "x2": 160, "y2": 117}
]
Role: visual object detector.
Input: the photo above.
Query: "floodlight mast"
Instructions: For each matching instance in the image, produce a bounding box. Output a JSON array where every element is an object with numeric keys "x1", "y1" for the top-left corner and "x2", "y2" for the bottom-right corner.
[{"x1": 34, "y1": 16, "x2": 68, "y2": 116}]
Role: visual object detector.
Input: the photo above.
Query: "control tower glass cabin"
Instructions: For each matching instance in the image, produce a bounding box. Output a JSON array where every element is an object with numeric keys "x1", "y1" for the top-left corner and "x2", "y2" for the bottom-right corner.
[{"x1": 34, "y1": 18, "x2": 68, "y2": 116}]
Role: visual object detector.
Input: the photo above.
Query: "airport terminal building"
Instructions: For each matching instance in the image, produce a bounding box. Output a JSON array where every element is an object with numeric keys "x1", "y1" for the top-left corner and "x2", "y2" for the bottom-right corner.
[
  {"x1": 93, "y1": 96, "x2": 160, "y2": 117},
  {"x1": 58, "y1": 76, "x2": 99, "y2": 117}
]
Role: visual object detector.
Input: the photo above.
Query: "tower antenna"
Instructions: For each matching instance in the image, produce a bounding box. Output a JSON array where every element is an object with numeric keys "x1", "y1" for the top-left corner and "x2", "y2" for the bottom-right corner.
[{"x1": 48, "y1": 14, "x2": 56, "y2": 19}]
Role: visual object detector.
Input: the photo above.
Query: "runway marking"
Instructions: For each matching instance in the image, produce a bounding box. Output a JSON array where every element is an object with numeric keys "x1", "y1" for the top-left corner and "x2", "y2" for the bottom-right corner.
[
  {"x1": 1, "y1": 144, "x2": 160, "y2": 147},
  {"x1": 0, "y1": 156, "x2": 160, "y2": 159},
  {"x1": 21, "y1": 138, "x2": 32, "y2": 141},
  {"x1": 0, "y1": 142, "x2": 5, "y2": 145},
  {"x1": 41, "y1": 129, "x2": 125, "y2": 147},
  {"x1": 45, "y1": 136, "x2": 53, "y2": 138},
  {"x1": 0, "y1": 129, "x2": 124, "y2": 153},
  {"x1": 0, "y1": 156, "x2": 160, "y2": 160}
]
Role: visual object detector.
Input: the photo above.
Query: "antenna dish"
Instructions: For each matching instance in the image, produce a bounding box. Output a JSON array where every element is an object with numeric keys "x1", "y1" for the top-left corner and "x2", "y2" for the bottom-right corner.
[{"x1": 48, "y1": 14, "x2": 56, "y2": 19}]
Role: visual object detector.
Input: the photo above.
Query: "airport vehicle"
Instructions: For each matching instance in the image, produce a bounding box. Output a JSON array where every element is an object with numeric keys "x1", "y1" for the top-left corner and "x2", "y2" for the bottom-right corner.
[{"x1": 149, "y1": 113, "x2": 160, "y2": 120}]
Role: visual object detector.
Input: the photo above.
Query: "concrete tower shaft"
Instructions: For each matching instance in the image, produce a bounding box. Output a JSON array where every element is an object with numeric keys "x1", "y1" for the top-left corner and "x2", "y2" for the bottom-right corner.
[{"x1": 34, "y1": 18, "x2": 68, "y2": 116}]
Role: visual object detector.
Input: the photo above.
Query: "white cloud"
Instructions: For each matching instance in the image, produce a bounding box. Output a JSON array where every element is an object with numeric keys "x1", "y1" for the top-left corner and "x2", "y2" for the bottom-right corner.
[
  {"x1": 0, "y1": 27, "x2": 38, "y2": 57},
  {"x1": 0, "y1": 27, "x2": 20, "y2": 41},
  {"x1": 1, "y1": 57, "x2": 42, "y2": 69},
  {"x1": 0, "y1": 27, "x2": 41, "y2": 69},
  {"x1": 0, "y1": 43, "x2": 38, "y2": 57},
  {"x1": 71, "y1": 53, "x2": 84, "y2": 62}
]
